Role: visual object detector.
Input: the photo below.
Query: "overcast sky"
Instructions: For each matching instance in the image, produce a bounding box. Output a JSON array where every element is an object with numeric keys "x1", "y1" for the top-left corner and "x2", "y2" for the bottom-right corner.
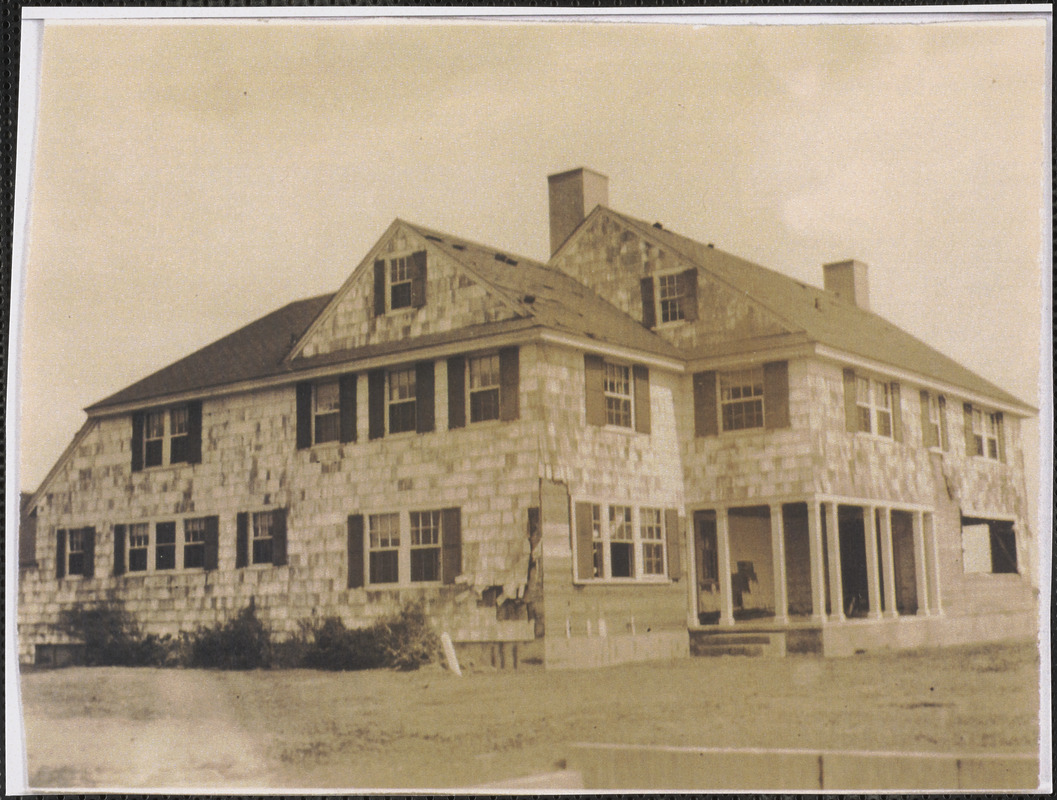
[{"x1": 16, "y1": 16, "x2": 1049, "y2": 498}]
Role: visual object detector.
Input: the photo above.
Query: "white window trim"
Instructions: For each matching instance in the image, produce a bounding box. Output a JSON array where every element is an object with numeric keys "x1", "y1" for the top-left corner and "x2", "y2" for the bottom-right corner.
[
  {"x1": 602, "y1": 361, "x2": 634, "y2": 430},
  {"x1": 122, "y1": 516, "x2": 212, "y2": 575},
  {"x1": 855, "y1": 375, "x2": 895, "y2": 440},
  {"x1": 574, "y1": 499, "x2": 671, "y2": 584},
  {"x1": 126, "y1": 521, "x2": 151, "y2": 574},
  {"x1": 386, "y1": 367, "x2": 418, "y2": 436},
  {"x1": 387, "y1": 252, "x2": 416, "y2": 313},
  {"x1": 925, "y1": 392, "x2": 944, "y2": 451},
  {"x1": 365, "y1": 508, "x2": 444, "y2": 588},
  {"x1": 467, "y1": 352, "x2": 501, "y2": 424},
  {"x1": 312, "y1": 380, "x2": 341, "y2": 446},
  {"x1": 717, "y1": 366, "x2": 766, "y2": 434},
  {"x1": 971, "y1": 408, "x2": 1001, "y2": 460},
  {"x1": 141, "y1": 404, "x2": 191, "y2": 469},
  {"x1": 654, "y1": 270, "x2": 688, "y2": 326}
]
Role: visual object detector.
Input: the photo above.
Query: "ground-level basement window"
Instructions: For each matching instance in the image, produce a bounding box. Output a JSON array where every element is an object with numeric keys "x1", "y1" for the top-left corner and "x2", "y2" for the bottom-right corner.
[{"x1": 961, "y1": 517, "x2": 1018, "y2": 574}]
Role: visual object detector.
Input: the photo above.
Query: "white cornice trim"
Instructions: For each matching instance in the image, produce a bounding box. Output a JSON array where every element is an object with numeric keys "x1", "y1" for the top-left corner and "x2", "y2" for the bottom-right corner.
[{"x1": 814, "y1": 344, "x2": 1035, "y2": 417}]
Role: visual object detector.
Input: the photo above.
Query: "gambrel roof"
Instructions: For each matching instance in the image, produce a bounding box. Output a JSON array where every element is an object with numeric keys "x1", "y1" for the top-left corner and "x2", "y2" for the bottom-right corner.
[{"x1": 605, "y1": 208, "x2": 1032, "y2": 410}]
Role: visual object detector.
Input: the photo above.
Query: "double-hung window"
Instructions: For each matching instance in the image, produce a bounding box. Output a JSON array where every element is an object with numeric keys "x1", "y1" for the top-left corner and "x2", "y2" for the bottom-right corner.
[
  {"x1": 183, "y1": 518, "x2": 207, "y2": 569},
  {"x1": 252, "y1": 511, "x2": 275, "y2": 565},
  {"x1": 144, "y1": 411, "x2": 166, "y2": 468},
  {"x1": 369, "y1": 513, "x2": 401, "y2": 584},
  {"x1": 409, "y1": 510, "x2": 441, "y2": 582},
  {"x1": 389, "y1": 256, "x2": 413, "y2": 310},
  {"x1": 656, "y1": 273, "x2": 686, "y2": 323},
  {"x1": 128, "y1": 523, "x2": 149, "y2": 572},
  {"x1": 603, "y1": 363, "x2": 632, "y2": 428},
  {"x1": 67, "y1": 529, "x2": 85, "y2": 576},
  {"x1": 313, "y1": 380, "x2": 341, "y2": 444},
  {"x1": 468, "y1": 354, "x2": 500, "y2": 423},
  {"x1": 609, "y1": 505, "x2": 634, "y2": 578},
  {"x1": 640, "y1": 508, "x2": 667, "y2": 576},
  {"x1": 720, "y1": 368, "x2": 764, "y2": 432},
  {"x1": 133, "y1": 402, "x2": 200, "y2": 470},
  {"x1": 388, "y1": 368, "x2": 417, "y2": 434},
  {"x1": 169, "y1": 407, "x2": 189, "y2": 463},
  {"x1": 576, "y1": 503, "x2": 674, "y2": 581},
  {"x1": 971, "y1": 409, "x2": 1000, "y2": 459},
  {"x1": 856, "y1": 377, "x2": 893, "y2": 437}
]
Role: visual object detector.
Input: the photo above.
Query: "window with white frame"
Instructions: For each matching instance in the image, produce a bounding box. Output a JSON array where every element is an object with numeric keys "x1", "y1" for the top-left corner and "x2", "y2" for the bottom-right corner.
[
  {"x1": 640, "y1": 507, "x2": 666, "y2": 575},
  {"x1": 128, "y1": 523, "x2": 149, "y2": 572},
  {"x1": 389, "y1": 255, "x2": 413, "y2": 310},
  {"x1": 971, "y1": 409, "x2": 1000, "y2": 459},
  {"x1": 578, "y1": 503, "x2": 670, "y2": 581},
  {"x1": 656, "y1": 272, "x2": 686, "y2": 323},
  {"x1": 468, "y1": 354, "x2": 500, "y2": 423},
  {"x1": 183, "y1": 518, "x2": 208, "y2": 569},
  {"x1": 312, "y1": 380, "x2": 341, "y2": 444},
  {"x1": 856, "y1": 376, "x2": 892, "y2": 437},
  {"x1": 142, "y1": 406, "x2": 192, "y2": 467},
  {"x1": 144, "y1": 411, "x2": 166, "y2": 468},
  {"x1": 388, "y1": 368, "x2": 417, "y2": 434},
  {"x1": 409, "y1": 510, "x2": 441, "y2": 582},
  {"x1": 720, "y1": 368, "x2": 764, "y2": 432},
  {"x1": 369, "y1": 513, "x2": 400, "y2": 584},
  {"x1": 169, "y1": 407, "x2": 189, "y2": 463},
  {"x1": 603, "y1": 363, "x2": 632, "y2": 428},
  {"x1": 67, "y1": 529, "x2": 86, "y2": 576},
  {"x1": 252, "y1": 511, "x2": 275, "y2": 565}
]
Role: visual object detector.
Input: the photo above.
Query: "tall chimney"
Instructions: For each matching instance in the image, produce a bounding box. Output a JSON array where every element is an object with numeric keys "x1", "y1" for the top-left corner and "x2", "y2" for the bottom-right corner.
[
  {"x1": 548, "y1": 167, "x2": 609, "y2": 255},
  {"x1": 823, "y1": 259, "x2": 870, "y2": 310}
]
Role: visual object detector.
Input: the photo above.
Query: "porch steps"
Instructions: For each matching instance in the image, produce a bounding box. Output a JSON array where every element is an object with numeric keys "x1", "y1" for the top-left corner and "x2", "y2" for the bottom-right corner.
[{"x1": 690, "y1": 630, "x2": 787, "y2": 658}]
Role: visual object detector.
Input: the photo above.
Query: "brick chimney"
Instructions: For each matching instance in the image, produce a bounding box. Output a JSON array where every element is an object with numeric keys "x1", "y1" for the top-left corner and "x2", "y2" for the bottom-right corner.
[
  {"x1": 548, "y1": 167, "x2": 609, "y2": 255},
  {"x1": 823, "y1": 259, "x2": 870, "y2": 310}
]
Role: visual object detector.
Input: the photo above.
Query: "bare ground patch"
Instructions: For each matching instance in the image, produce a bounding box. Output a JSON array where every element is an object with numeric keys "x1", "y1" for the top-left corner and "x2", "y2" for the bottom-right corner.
[{"x1": 18, "y1": 640, "x2": 1040, "y2": 790}]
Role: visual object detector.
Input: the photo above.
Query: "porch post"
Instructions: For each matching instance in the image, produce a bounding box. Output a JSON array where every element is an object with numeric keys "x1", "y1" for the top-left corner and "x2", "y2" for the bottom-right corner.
[
  {"x1": 878, "y1": 507, "x2": 898, "y2": 618},
  {"x1": 807, "y1": 500, "x2": 827, "y2": 623},
  {"x1": 716, "y1": 508, "x2": 735, "y2": 626},
  {"x1": 912, "y1": 510, "x2": 931, "y2": 616},
  {"x1": 825, "y1": 503, "x2": 846, "y2": 622},
  {"x1": 863, "y1": 505, "x2": 882, "y2": 620},
  {"x1": 924, "y1": 513, "x2": 943, "y2": 615},
  {"x1": 770, "y1": 504, "x2": 789, "y2": 624}
]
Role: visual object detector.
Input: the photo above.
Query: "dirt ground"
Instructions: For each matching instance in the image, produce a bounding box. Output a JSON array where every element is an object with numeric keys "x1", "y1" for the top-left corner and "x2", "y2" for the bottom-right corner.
[{"x1": 16, "y1": 640, "x2": 1040, "y2": 791}]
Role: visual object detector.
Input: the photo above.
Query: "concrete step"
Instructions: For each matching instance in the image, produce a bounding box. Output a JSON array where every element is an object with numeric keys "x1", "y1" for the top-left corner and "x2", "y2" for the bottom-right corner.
[
  {"x1": 690, "y1": 630, "x2": 788, "y2": 657},
  {"x1": 693, "y1": 644, "x2": 767, "y2": 657},
  {"x1": 699, "y1": 634, "x2": 772, "y2": 646}
]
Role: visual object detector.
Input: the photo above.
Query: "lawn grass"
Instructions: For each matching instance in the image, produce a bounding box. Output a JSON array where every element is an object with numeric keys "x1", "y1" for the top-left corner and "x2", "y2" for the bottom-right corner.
[{"x1": 18, "y1": 639, "x2": 1040, "y2": 790}]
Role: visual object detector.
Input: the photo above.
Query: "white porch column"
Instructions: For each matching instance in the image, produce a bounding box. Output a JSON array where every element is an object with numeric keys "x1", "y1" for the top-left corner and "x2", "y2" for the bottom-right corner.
[
  {"x1": 770, "y1": 504, "x2": 789, "y2": 624},
  {"x1": 912, "y1": 510, "x2": 931, "y2": 616},
  {"x1": 825, "y1": 503, "x2": 846, "y2": 622},
  {"x1": 807, "y1": 500, "x2": 827, "y2": 623},
  {"x1": 878, "y1": 507, "x2": 898, "y2": 618},
  {"x1": 924, "y1": 513, "x2": 943, "y2": 615},
  {"x1": 716, "y1": 508, "x2": 735, "y2": 627},
  {"x1": 863, "y1": 505, "x2": 882, "y2": 620}
]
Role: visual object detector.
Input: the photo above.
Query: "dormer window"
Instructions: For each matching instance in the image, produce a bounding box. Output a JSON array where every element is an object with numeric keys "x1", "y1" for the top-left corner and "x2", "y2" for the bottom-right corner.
[{"x1": 373, "y1": 251, "x2": 427, "y2": 316}]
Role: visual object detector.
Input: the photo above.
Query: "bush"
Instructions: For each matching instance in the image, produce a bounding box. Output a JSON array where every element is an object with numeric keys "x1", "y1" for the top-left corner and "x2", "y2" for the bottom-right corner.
[
  {"x1": 300, "y1": 601, "x2": 439, "y2": 671},
  {"x1": 57, "y1": 603, "x2": 169, "y2": 666},
  {"x1": 190, "y1": 604, "x2": 271, "y2": 670}
]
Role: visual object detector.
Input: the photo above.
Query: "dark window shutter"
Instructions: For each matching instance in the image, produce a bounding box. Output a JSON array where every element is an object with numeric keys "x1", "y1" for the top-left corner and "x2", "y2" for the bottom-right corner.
[
  {"x1": 131, "y1": 412, "x2": 144, "y2": 472},
  {"x1": 416, "y1": 360, "x2": 435, "y2": 433},
  {"x1": 373, "y1": 259, "x2": 386, "y2": 316},
  {"x1": 113, "y1": 524, "x2": 126, "y2": 576},
  {"x1": 499, "y1": 346, "x2": 520, "y2": 422},
  {"x1": 995, "y1": 412, "x2": 1006, "y2": 463},
  {"x1": 890, "y1": 383, "x2": 903, "y2": 442},
  {"x1": 295, "y1": 382, "x2": 313, "y2": 450},
  {"x1": 680, "y1": 268, "x2": 699, "y2": 322},
  {"x1": 963, "y1": 402, "x2": 975, "y2": 456},
  {"x1": 441, "y1": 507, "x2": 462, "y2": 584},
  {"x1": 633, "y1": 365, "x2": 651, "y2": 434},
  {"x1": 410, "y1": 250, "x2": 428, "y2": 308},
  {"x1": 938, "y1": 395, "x2": 949, "y2": 451},
  {"x1": 919, "y1": 390, "x2": 936, "y2": 448},
  {"x1": 339, "y1": 373, "x2": 357, "y2": 443},
  {"x1": 236, "y1": 512, "x2": 249, "y2": 569},
  {"x1": 640, "y1": 276, "x2": 656, "y2": 328},
  {"x1": 347, "y1": 514, "x2": 364, "y2": 589},
  {"x1": 843, "y1": 369, "x2": 859, "y2": 433},
  {"x1": 56, "y1": 529, "x2": 66, "y2": 578},
  {"x1": 575, "y1": 502, "x2": 595, "y2": 580},
  {"x1": 186, "y1": 400, "x2": 203, "y2": 464},
  {"x1": 204, "y1": 516, "x2": 219, "y2": 571},
  {"x1": 82, "y1": 527, "x2": 95, "y2": 579},
  {"x1": 272, "y1": 508, "x2": 288, "y2": 566},
  {"x1": 584, "y1": 354, "x2": 606, "y2": 426},
  {"x1": 447, "y1": 356, "x2": 466, "y2": 430},
  {"x1": 763, "y1": 361, "x2": 790, "y2": 429},
  {"x1": 665, "y1": 508, "x2": 682, "y2": 581},
  {"x1": 368, "y1": 369, "x2": 386, "y2": 440},
  {"x1": 693, "y1": 371, "x2": 718, "y2": 437}
]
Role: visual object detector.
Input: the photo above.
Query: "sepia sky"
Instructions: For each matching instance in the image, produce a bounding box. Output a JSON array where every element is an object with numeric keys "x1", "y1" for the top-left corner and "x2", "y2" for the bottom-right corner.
[{"x1": 15, "y1": 17, "x2": 1049, "y2": 499}]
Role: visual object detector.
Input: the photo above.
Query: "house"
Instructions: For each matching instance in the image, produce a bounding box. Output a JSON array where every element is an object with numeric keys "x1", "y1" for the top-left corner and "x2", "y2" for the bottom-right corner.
[{"x1": 17, "y1": 167, "x2": 1038, "y2": 667}]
